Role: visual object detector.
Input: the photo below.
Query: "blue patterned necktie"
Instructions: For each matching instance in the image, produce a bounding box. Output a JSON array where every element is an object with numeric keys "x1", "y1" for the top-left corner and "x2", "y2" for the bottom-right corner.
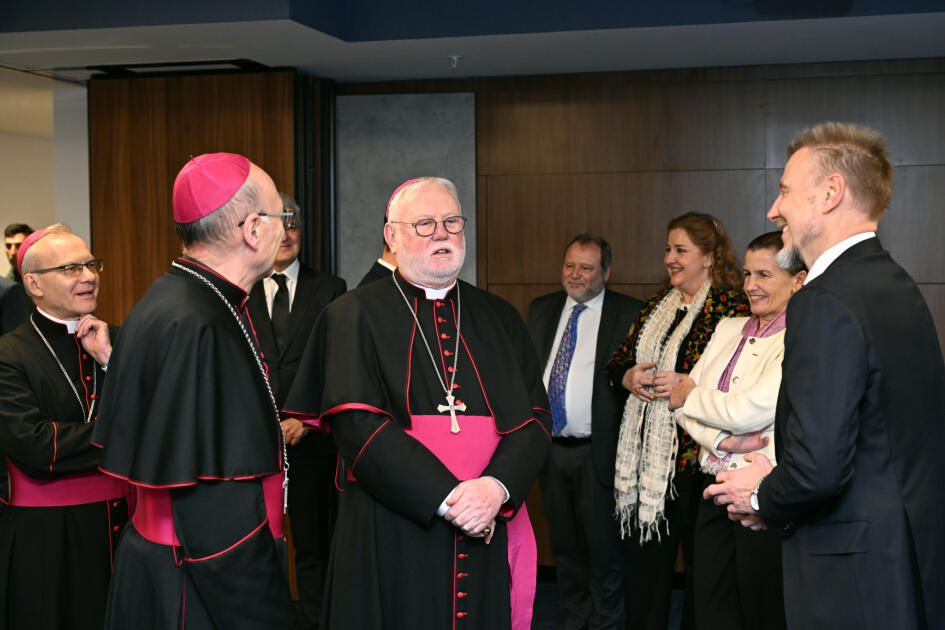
[{"x1": 548, "y1": 303, "x2": 587, "y2": 435}]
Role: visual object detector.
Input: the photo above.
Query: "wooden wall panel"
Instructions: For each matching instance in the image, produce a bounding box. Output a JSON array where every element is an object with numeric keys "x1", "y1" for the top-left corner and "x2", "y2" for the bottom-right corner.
[
  {"x1": 765, "y1": 73, "x2": 945, "y2": 167},
  {"x1": 483, "y1": 171, "x2": 768, "y2": 287},
  {"x1": 477, "y1": 82, "x2": 765, "y2": 175},
  {"x1": 89, "y1": 71, "x2": 296, "y2": 324}
]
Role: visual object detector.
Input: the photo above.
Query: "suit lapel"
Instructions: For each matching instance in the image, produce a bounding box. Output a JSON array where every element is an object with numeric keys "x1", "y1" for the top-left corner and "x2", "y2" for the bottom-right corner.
[
  {"x1": 540, "y1": 292, "x2": 568, "y2": 365},
  {"x1": 246, "y1": 282, "x2": 278, "y2": 357},
  {"x1": 279, "y1": 268, "x2": 316, "y2": 358},
  {"x1": 595, "y1": 291, "x2": 617, "y2": 371}
]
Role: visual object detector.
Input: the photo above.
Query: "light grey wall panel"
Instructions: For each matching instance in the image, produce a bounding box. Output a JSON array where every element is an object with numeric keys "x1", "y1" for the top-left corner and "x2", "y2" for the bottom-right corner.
[{"x1": 336, "y1": 93, "x2": 476, "y2": 288}]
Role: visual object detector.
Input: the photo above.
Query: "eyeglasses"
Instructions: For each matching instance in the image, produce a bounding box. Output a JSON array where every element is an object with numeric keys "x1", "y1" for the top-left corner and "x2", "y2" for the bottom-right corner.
[
  {"x1": 388, "y1": 216, "x2": 467, "y2": 237},
  {"x1": 238, "y1": 210, "x2": 298, "y2": 231},
  {"x1": 31, "y1": 259, "x2": 104, "y2": 277}
]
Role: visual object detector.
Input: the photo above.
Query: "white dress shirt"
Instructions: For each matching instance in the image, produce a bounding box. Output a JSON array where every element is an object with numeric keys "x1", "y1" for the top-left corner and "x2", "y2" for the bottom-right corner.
[
  {"x1": 804, "y1": 232, "x2": 875, "y2": 284},
  {"x1": 541, "y1": 288, "x2": 605, "y2": 438},
  {"x1": 263, "y1": 258, "x2": 300, "y2": 314}
]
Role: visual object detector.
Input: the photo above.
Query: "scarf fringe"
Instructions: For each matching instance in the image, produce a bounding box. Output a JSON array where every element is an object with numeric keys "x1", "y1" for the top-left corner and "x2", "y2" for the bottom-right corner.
[{"x1": 613, "y1": 281, "x2": 710, "y2": 541}]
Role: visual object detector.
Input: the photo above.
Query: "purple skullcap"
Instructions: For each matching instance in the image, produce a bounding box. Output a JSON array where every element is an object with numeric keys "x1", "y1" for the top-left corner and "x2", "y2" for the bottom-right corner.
[
  {"x1": 16, "y1": 228, "x2": 49, "y2": 275},
  {"x1": 173, "y1": 153, "x2": 251, "y2": 223},
  {"x1": 385, "y1": 178, "x2": 422, "y2": 220}
]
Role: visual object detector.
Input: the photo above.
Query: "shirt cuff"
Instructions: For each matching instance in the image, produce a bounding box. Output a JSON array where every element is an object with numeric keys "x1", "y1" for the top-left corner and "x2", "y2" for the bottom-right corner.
[{"x1": 711, "y1": 431, "x2": 732, "y2": 458}]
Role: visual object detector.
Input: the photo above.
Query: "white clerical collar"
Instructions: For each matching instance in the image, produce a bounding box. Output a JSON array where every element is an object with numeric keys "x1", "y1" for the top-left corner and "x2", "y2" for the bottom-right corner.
[
  {"x1": 377, "y1": 258, "x2": 396, "y2": 272},
  {"x1": 269, "y1": 258, "x2": 300, "y2": 283},
  {"x1": 804, "y1": 232, "x2": 875, "y2": 285},
  {"x1": 565, "y1": 286, "x2": 605, "y2": 313},
  {"x1": 36, "y1": 307, "x2": 79, "y2": 334},
  {"x1": 417, "y1": 280, "x2": 457, "y2": 300}
]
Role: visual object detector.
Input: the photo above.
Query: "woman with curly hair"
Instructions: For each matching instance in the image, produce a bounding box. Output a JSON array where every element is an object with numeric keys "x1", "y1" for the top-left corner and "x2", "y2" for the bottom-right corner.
[{"x1": 604, "y1": 212, "x2": 748, "y2": 629}]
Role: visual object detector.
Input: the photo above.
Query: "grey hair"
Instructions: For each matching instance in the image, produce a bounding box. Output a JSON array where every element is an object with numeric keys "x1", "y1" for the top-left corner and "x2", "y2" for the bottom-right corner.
[
  {"x1": 176, "y1": 178, "x2": 260, "y2": 247},
  {"x1": 280, "y1": 192, "x2": 301, "y2": 226},
  {"x1": 20, "y1": 223, "x2": 73, "y2": 274},
  {"x1": 387, "y1": 177, "x2": 460, "y2": 223}
]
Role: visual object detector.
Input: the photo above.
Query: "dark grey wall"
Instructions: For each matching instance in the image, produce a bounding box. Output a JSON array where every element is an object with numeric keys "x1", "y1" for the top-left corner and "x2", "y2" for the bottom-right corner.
[{"x1": 335, "y1": 93, "x2": 476, "y2": 288}]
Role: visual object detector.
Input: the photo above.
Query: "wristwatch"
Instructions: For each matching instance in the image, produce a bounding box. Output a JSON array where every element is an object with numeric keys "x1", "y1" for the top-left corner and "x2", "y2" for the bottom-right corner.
[{"x1": 749, "y1": 475, "x2": 767, "y2": 511}]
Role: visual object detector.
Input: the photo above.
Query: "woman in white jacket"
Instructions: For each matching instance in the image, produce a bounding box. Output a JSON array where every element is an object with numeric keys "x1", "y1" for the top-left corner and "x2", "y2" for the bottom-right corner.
[{"x1": 667, "y1": 231, "x2": 806, "y2": 630}]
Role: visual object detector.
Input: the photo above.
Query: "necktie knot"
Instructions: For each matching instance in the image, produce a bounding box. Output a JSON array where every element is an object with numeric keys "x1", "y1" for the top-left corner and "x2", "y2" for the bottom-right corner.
[{"x1": 272, "y1": 273, "x2": 288, "y2": 289}]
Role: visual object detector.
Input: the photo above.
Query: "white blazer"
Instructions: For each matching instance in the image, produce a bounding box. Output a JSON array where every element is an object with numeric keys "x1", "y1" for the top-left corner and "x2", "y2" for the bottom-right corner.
[{"x1": 676, "y1": 316, "x2": 782, "y2": 470}]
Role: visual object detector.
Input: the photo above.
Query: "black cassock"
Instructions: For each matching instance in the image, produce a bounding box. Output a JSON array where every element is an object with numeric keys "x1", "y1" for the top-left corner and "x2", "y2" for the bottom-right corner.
[
  {"x1": 92, "y1": 257, "x2": 295, "y2": 629},
  {"x1": 0, "y1": 310, "x2": 129, "y2": 630},
  {"x1": 284, "y1": 272, "x2": 552, "y2": 630}
]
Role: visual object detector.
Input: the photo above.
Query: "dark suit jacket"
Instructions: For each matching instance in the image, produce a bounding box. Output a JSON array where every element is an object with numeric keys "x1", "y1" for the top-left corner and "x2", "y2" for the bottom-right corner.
[
  {"x1": 357, "y1": 260, "x2": 392, "y2": 288},
  {"x1": 759, "y1": 237, "x2": 945, "y2": 629},
  {"x1": 526, "y1": 288, "x2": 642, "y2": 486},
  {"x1": 248, "y1": 264, "x2": 347, "y2": 407},
  {"x1": 0, "y1": 281, "x2": 31, "y2": 336}
]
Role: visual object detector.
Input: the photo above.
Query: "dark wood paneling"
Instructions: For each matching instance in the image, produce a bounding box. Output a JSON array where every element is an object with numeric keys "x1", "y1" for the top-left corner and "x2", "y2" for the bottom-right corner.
[
  {"x1": 483, "y1": 171, "x2": 767, "y2": 286},
  {"x1": 89, "y1": 71, "x2": 296, "y2": 324},
  {"x1": 877, "y1": 166, "x2": 945, "y2": 284},
  {"x1": 765, "y1": 73, "x2": 945, "y2": 168},
  {"x1": 478, "y1": 82, "x2": 765, "y2": 175}
]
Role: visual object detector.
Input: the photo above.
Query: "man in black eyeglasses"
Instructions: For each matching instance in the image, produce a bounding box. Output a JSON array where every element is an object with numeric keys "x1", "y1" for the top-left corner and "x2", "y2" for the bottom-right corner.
[
  {"x1": 93, "y1": 153, "x2": 295, "y2": 629},
  {"x1": 0, "y1": 223, "x2": 131, "y2": 630},
  {"x1": 285, "y1": 177, "x2": 551, "y2": 630},
  {"x1": 247, "y1": 192, "x2": 346, "y2": 629}
]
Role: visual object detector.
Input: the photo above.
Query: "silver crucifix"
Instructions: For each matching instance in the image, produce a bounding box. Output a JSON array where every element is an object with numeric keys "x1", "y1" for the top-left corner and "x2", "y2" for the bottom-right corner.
[{"x1": 437, "y1": 393, "x2": 467, "y2": 434}]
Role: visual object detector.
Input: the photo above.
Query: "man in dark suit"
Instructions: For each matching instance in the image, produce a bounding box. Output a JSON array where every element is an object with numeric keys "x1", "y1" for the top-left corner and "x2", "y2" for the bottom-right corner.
[
  {"x1": 247, "y1": 194, "x2": 346, "y2": 629},
  {"x1": 706, "y1": 123, "x2": 945, "y2": 629},
  {"x1": 527, "y1": 233, "x2": 642, "y2": 630},
  {"x1": 357, "y1": 240, "x2": 397, "y2": 287}
]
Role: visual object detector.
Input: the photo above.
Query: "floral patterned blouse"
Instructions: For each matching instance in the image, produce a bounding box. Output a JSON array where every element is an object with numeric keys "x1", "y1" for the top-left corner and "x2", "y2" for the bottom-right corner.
[{"x1": 604, "y1": 285, "x2": 749, "y2": 473}]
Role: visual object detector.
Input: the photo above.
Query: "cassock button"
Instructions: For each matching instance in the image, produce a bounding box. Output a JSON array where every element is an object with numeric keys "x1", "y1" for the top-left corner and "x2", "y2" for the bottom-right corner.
[
  {"x1": 457, "y1": 572, "x2": 468, "y2": 578},
  {"x1": 112, "y1": 501, "x2": 120, "y2": 507},
  {"x1": 438, "y1": 317, "x2": 446, "y2": 323},
  {"x1": 82, "y1": 354, "x2": 88, "y2": 359},
  {"x1": 457, "y1": 592, "x2": 467, "y2": 598},
  {"x1": 458, "y1": 553, "x2": 468, "y2": 559},
  {"x1": 441, "y1": 333, "x2": 449, "y2": 339},
  {"x1": 85, "y1": 376, "x2": 92, "y2": 381},
  {"x1": 457, "y1": 534, "x2": 465, "y2": 540},
  {"x1": 447, "y1": 366, "x2": 455, "y2": 373},
  {"x1": 435, "y1": 301, "x2": 444, "y2": 307},
  {"x1": 91, "y1": 395, "x2": 97, "y2": 400},
  {"x1": 444, "y1": 350, "x2": 452, "y2": 356},
  {"x1": 456, "y1": 612, "x2": 468, "y2": 618},
  {"x1": 452, "y1": 383, "x2": 461, "y2": 389},
  {"x1": 112, "y1": 525, "x2": 120, "y2": 531}
]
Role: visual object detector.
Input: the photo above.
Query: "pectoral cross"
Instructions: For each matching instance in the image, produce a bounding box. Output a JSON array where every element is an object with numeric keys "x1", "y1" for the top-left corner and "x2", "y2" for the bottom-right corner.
[{"x1": 437, "y1": 393, "x2": 466, "y2": 434}]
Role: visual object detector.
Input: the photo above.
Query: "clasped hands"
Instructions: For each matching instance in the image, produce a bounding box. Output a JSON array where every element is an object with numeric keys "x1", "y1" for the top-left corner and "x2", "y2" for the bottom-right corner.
[
  {"x1": 703, "y1": 453, "x2": 774, "y2": 531},
  {"x1": 622, "y1": 363, "x2": 687, "y2": 403},
  {"x1": 443, "y1": 477, "x2": 504, "y2": 544}
]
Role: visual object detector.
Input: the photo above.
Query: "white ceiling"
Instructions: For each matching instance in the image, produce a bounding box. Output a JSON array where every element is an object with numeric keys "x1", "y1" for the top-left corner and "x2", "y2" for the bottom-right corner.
[
  {"x1": 0, "y1": 12, "x2": 943, "y2": 84},
  {"x1": 0, "y1": 11, "x2": 942, "y2": 138}
]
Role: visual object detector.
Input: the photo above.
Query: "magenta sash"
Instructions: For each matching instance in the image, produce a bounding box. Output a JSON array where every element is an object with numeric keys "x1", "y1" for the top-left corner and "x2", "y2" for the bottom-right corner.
[
  {"x1": 132, "y1": 473, "x2": 285, "y2": 547},
  {"x1": 406, "y1": 414, "x2": 537, "y2": 630},
  {"x1": 7, "y1": 460, "x2": 131, "y2": 507}
]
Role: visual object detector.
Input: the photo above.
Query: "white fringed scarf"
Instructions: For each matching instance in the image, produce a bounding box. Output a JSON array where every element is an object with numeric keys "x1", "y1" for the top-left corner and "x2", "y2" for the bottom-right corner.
[{"x1": 614, "y1": 280, "x2": 711, "y2": 543}]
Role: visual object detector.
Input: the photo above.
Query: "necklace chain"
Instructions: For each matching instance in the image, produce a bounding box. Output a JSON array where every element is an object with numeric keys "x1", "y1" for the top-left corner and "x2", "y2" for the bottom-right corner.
[
  {"x1": 391, "y1": 273, "x2": 461, "y2": 397},
  {"x1": 172, "y1": 262, "x2": 289, "y2": 511},
  {"x1": 30, "y1": 314, "x2": 96, "y2": 424}
]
